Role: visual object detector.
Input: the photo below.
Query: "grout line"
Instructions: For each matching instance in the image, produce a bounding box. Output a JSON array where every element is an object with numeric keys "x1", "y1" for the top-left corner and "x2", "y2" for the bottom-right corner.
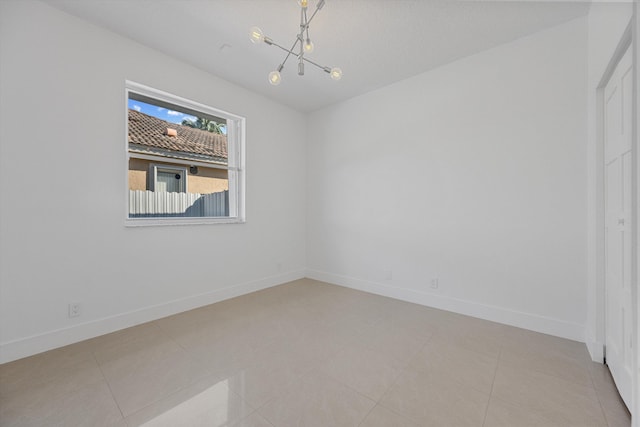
[
  {"x1": 96, "y1": 322, "x2": 226, "y2": 422},
  {"x1": 356, "y1": 403, "x2": 377, "y2": 427},
  {"x1": 91, "y1": 350, "x2": 126, "y2": 422},
  {"x1": 588, "y1": 364, "x2": 612, "y2": 427},
  {"x1": 364, "y1": 333, "x2": 432, "y2": 425},
  {"x1": 361, "y1": 329, "x2": 431, "y2": 406},
  {"x1": 498, "y1": 340, "x2": 602, "y2": 390},
  {"x1": 375, "y1": 402, "x2": 422, "y2": 426},
  {"x1": 481, "y1": 341, "x2": 503, "y2": 427},
  {"x1": 590, "y1": 364, "x2": 632, "y2": 427}
]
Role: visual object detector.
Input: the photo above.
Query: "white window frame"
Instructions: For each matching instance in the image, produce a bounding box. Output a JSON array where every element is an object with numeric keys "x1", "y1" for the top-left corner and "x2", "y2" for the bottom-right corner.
[{"x1": 125, "y1": 81, "x2": 246, "y2": 226}]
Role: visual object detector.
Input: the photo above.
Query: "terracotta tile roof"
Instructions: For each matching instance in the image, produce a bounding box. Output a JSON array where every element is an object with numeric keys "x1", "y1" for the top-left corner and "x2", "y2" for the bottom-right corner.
[{"x1": 128, "y1": 109, "x2": 227, "y2": 163}]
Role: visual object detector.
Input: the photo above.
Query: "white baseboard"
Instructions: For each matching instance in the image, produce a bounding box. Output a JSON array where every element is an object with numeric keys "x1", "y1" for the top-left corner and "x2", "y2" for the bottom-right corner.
[
  {"x1": 586, "y1": 338, "x2": 605, "y2": 363},
  {"x1": 0, "y1": 269, "x2": 306, "y2": 364},
  {"x1": 306, "y1": 269, "x2": 586, "y2": 342}
]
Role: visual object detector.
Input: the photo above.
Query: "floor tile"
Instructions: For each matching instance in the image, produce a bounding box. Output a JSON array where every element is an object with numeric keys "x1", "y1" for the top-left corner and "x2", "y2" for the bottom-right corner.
[
  {"x1": 0, "y1": 280, "x2": 630, "y2": 427},
  {"x1": 598, "y1": 393, "x2": 631, "y2": 427},
  {"x1": 0, "y1": 380, "x2": 123, "y2": 427},
  {"x1": 491, "y1": 364, "x2": 607, "y2": 426},
  {"x1": 499, "y1": 345, "x2": 592, "y2": 388},
  {"x1": 229, "y1": 412, "x2": 275, "y2": 427},
  {"x1": 90, "y1": 322, "x2": 173, "y2": 366},
  {"x1": 484, "y1": 396, "x2": 587, "y2": 427},
  {"x1": 281, "y1": 326, "x2": 352, "y2": 366},
  {"x1": 124, "y1": 375, "x2": 252, "y2": 427},
  {"x1": 0, "y1": 349, "x2": 108, "y2": 427},
  {"x1": 219, "y1": 342, "x2": 315, "y2": 410},
  {"x1": 0, "y1": 340, "x2": 97, "y2": 396},
  {"x1": 408, "y1": 337, "x2": 498, "y2": 393},
  {"x1": 358, "y1": 404, "x2": 420, "y2": 427},
  {"x1": 153, "y1": 305, "x2": 227, "y2": 338},
  {"x1": 320, "y1": 342, "x2": 407, "y2": 401},
  {"x1": 429, "y1": 318, "x2": 504, "y2": 358},
  {"x1": 1, "y1": 355, "x2": 105, "y2": 399},
  {"x1": 353, "y1": 322, "x2": 429, "y2": 365},
  {"x1": 379, "y1": 368, "x2": 490, "y2": 426},
  {"x1": 589, "y1": 361, "x2": 624, "y2": 396},
  {"x1": 383, "y1": 303, "x2": 449, "y2": 339},
  {"x1": 174, "y1": 325, "x2": 257, "y2": 377},
  {"x1": 99, "y1": 338, "x2": 209, "y2": 416},
  {"x1": 257, "y1": 371, "x2": 375, "y2": 427},
  {"x1": 501, "y1": 326, "x2": 591, "y2": 363},
  {"x1": 603, "y1": 412, "x2": 632, "y2": 427}
]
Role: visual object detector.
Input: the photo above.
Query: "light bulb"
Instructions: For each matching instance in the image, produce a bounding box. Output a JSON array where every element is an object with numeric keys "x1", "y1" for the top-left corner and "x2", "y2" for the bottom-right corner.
[
  {"x1": 330, "y1": 67, "x2": 342, "y2": 81},
  {"x1": 268, "y1": 70, "x2": 282, "y2": 85},
  {"x1": 298, "y1": 0, "x2": 308, "y2": 8},
  {"x1": 303, "y1": 38, "x2": 314, "y2": 53},
  {"x1": 249, "y1": 26, "x2": 264, "y2": 44}
]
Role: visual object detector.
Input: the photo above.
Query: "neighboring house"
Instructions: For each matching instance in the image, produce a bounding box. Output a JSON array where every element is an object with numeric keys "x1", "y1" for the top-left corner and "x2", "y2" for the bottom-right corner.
[{"x1": 128, "y1": 109, "x2": 228, "y2": 195}]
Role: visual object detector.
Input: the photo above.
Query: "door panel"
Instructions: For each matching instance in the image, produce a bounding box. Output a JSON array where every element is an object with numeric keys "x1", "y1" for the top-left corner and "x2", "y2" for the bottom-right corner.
[{"x1": 604, "y1": 45, "x2": 633, "y2": 410}]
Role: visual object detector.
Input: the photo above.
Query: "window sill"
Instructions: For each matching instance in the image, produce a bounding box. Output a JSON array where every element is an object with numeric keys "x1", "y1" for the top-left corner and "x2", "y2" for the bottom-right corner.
[{"x1": 125, "y1": 217, "x2": 245, "y2": 227}]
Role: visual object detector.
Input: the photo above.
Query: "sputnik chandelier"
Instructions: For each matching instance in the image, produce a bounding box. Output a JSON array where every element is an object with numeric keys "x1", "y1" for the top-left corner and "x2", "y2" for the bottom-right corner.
[{"x1": 249, "y1": 0, "x2": 342, "y2": 85}]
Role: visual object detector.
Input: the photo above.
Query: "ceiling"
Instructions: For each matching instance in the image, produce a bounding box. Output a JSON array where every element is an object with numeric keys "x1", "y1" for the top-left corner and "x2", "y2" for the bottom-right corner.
[{"x1": 42, "y1": 0, "x2": 591, "y2": 112}]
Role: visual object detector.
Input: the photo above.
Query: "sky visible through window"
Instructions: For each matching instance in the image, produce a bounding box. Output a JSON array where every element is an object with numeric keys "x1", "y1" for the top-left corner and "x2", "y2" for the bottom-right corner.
[
  {"x1": 128, "y1": 99, "x2": 197, "y2": 124},
  {"x1": 127, "y1": 99, "x2": 229, "y2": 135}
]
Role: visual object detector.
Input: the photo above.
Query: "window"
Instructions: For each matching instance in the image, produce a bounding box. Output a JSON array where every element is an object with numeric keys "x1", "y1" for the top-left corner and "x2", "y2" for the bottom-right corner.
[
  {"x1": 125, "y1": 81, "x2": 245, "y2": 225},
  {"x1": 151, "y1": 165, "x2": 187, "y2": 193}
]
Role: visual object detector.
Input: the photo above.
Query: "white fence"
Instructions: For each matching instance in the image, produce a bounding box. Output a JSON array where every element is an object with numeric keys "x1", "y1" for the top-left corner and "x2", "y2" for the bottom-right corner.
[{"x1": 129, "y1": 190, "x2": 229, "y2": 217}]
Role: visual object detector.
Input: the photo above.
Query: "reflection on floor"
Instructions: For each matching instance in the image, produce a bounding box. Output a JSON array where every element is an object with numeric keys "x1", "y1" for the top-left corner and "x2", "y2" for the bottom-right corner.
[{"x1": 0, "y1": 278, "x2": 632, "y2": 426}]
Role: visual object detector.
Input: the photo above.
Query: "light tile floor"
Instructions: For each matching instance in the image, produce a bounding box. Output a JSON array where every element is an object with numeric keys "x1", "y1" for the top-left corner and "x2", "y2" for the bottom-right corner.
[{"x1": 0, "y1": 279, "x2": 632, "y2": 427}]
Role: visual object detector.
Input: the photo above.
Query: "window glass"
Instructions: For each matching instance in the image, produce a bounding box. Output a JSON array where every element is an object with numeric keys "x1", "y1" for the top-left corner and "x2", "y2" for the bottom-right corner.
[{"x1": 126, "y1": 82, "x2": 244, "y2": 225}]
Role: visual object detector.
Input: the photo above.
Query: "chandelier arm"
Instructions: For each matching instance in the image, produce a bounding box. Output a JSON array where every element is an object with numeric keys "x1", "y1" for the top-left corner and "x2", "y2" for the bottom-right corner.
[
  {"x1": 300, "y1": 55, "x2": 330, "y2": 71},
  {"x1": 269, "y1": 40, "x2": 299, "y2": 57},
  {"x1": 269, "y1": 36, "x2": 302, "y2": 69},
  {"x1": 298, "y1": 20, "x2": 304, "y2": 75},
  {"x1": 303, "y1": 8, "x2": 310, "y2": 40},
  {"x1": 304, "y1": 1, "x2": 324, "y2": 29},
  {"x1": 268, "y1": 40, "x2": 331, "y2": 72}
]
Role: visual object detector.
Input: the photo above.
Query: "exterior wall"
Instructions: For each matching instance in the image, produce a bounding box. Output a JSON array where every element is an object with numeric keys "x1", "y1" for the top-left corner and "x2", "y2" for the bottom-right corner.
[
  {"x1": 128, "y1": 157, "x2": 228, "y2": 194},
  {"x1": 128, "y1": 158, "x2": 147, "y2": 191},
  {"x1": 188, "y1": 164, "x2": 228, "y2": 194}
]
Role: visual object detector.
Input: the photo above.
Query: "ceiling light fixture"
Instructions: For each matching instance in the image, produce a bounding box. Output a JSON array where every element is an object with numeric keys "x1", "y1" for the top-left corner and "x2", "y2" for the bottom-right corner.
[{"x1": 249, "y1": 0, "x2": 341, "y2": 86}]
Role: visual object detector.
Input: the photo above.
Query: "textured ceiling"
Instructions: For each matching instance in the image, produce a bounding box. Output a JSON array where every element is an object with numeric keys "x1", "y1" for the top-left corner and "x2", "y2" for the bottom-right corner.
[{"x1": 42, "y1": 0, "x2": 591, "y2": 112}]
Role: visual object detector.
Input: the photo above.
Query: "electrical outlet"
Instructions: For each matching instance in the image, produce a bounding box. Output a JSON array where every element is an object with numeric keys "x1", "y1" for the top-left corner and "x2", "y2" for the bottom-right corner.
[
  {"x1": 68, "y1": 303, "x2": 81, "y2": 318},
  {"x1": 276, "y1": 262, "x2": 283, "y2": 273},
  {"x1": 430, "y1": 278, "x2": 439, "y2": 289},
  {"x1": 383, "y1": 270, "x2": 393, "y2": 280}
]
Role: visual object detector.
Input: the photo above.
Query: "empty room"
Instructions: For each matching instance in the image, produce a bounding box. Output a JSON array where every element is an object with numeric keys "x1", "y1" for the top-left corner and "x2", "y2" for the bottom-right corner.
[{"x1": 0, "y1": 0, "x2": 638, "y2": 426}]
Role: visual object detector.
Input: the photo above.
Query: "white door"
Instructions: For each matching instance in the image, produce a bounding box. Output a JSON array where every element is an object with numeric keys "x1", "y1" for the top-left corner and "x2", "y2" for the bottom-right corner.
[{"x1": 604, "y1": 44, "x2": 633, "y2": 410}]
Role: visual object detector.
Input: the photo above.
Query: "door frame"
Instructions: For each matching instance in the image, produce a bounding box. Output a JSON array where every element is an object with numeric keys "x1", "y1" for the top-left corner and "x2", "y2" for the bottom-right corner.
[
  {"x1": 593, "y1": 10, "x2": 638, "y2": 423},
  {"x1": 633, "y1": 4, "x2": 639, "y2": 423}
]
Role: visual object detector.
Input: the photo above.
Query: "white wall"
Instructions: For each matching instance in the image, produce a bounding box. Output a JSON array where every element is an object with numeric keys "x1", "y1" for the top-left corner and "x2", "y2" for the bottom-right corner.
[
  {"x1": 584, "y1": 2, "x2": 634, "y2": 363},
  {"x1": 306, "y1": 17, "x2": 589, "y2": 341},
  {"x1": 0, "y1": 1, "x2": 307, "y2": 363}
]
